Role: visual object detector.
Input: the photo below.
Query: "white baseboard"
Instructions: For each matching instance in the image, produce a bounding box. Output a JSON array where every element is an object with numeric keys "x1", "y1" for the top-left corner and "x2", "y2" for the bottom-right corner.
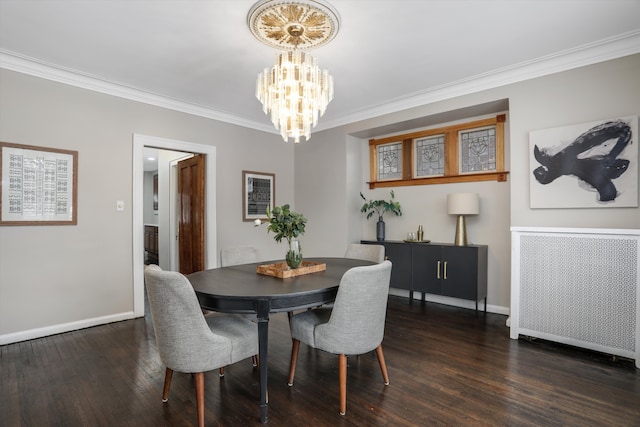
[
  {"x1": 388, "y1": 288, "x2": 510, "y2": 316},
  {"x1": 0, "y1": 311, "x2": 138, "y2": 345},
  {"x1": 1, "y1": 292, "x2": 510, "y2": 345}
]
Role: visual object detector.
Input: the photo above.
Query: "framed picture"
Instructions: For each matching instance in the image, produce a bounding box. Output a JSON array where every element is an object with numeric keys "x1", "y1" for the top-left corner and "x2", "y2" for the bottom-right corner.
[
  {"x1": 1, "y1": 142, "x2": 78, "y2": 225},
  {"x1": 529, "y1": 116, "x2": 638, "y2": 208},
  {"x1": 242, "y1": 170, "x2": 275, "y2": 221}
]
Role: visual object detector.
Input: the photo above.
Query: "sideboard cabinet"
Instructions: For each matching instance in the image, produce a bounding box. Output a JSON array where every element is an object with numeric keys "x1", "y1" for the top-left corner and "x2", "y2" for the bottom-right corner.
[
  {"x1": 362, "y1": 240, "x2": 488, "y2": 313},
  {"x1": 377, "y1": 241, "x2": 412, "y2": 291}
]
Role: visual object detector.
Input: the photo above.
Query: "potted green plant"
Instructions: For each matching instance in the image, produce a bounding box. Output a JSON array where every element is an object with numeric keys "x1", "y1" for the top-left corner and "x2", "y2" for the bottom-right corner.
[
  {"x1": 258, "y1": 204, "x2": 307, "y2": 268},
  {"x1": 360, "y1": 190, "x2": 402, "y2": 241}
]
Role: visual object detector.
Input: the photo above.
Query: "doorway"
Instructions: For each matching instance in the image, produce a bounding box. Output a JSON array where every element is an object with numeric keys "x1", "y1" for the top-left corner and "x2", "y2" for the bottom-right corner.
[{"x1": 133, "y1": 134, "x2": 217, "y2": 318}]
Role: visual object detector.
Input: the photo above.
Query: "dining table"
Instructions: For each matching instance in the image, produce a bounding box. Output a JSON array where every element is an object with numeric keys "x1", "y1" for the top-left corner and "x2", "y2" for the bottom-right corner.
[{"x1": 187, "y1": 256, "x2": 374, "y2": 424}]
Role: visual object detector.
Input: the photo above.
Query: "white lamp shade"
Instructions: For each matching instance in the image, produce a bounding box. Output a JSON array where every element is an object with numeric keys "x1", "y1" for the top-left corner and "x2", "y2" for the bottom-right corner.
[{"x1": 447, "y1": 193, "x2": 479, "y2": 215}]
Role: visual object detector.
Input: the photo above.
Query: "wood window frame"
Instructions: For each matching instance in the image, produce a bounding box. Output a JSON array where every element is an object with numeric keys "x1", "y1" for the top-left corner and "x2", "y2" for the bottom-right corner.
[{"x1": 368, "y1": 114, "x2": 508, "y2": 189}]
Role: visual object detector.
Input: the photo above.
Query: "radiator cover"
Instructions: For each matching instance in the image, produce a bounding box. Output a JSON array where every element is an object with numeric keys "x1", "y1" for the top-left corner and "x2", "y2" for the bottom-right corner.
[{"x1": 510, "y1": 227, "x2": 640, "y2": 368}]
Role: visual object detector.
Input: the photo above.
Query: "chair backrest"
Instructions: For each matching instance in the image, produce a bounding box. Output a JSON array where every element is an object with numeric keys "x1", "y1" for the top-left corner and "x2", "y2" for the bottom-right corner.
[
  {"x1": 315, "y1": 260, "x2": 392, "y2": 355},
  {"x1": 144, "y1": 265, "x2": 231, "y2": 372},
  {"x1": 220, "y1": 245, "x2": 259, "y2": 267},
  {"x1": 344, "y1": 243, "x2": 385, "y2": 264}
]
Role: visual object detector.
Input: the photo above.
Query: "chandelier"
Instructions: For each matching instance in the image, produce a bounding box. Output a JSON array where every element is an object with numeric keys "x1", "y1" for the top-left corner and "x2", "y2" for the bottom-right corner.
[{"x1": 248, "y1": 0, "x2": 340, "y2": 143}]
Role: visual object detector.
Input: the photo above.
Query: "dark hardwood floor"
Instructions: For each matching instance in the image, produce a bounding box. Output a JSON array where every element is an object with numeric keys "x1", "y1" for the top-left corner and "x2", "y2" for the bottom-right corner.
[{"x1": 2, "y1": 295, "x2": 639, "y2": 426}]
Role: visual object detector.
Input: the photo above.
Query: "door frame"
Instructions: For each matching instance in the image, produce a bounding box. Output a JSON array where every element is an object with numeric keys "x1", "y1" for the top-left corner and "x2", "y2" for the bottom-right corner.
[{"x1": 133, "y1": 134, "x2": 217, "y2": 317}]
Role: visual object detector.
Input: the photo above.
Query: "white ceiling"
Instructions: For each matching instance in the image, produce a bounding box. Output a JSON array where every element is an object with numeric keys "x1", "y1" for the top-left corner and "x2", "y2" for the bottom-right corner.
[{"x1": 1, "y1": 0, "x2": 639, "y2": 137}]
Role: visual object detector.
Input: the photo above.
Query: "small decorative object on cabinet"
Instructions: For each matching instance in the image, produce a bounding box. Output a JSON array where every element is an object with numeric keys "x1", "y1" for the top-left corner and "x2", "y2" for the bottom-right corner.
[
  {"x1": 362, "y1": 240, "x2": 487, "y2": 313},
  {"x1": 359, "y1": 191, "x2": 402, "y2": 242}
]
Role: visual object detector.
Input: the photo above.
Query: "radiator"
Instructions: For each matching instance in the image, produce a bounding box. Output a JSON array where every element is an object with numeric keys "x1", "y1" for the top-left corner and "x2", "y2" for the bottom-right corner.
[{"x1": 510, "y1": 227, "x2": 640, "y2": 368}]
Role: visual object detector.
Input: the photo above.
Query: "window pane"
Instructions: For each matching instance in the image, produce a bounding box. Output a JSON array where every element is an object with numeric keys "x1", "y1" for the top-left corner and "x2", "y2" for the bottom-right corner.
[
  {"x1": 460, "y1": 126, "x2": 496, "y2": 173},
  {"x1": 415, "y1": 135, "x2": 445, "y2": 177},
  {"x1": 377, "y1": 142, "x2": 402, "y2": 180}
]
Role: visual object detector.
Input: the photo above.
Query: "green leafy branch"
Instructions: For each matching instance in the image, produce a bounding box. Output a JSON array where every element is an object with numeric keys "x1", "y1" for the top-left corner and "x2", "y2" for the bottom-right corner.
[
  {"x1": 265, "y1": 204, "x2": 307, "y2": 246},
  {"x1": 360, "y1": 190, "x2": 402, "y2": 220}
]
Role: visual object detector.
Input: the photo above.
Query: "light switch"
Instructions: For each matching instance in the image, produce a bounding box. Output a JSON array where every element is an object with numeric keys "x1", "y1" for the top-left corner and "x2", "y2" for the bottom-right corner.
[{"x1": 116, "y1": 200, "x2": 124, "y2": 211}]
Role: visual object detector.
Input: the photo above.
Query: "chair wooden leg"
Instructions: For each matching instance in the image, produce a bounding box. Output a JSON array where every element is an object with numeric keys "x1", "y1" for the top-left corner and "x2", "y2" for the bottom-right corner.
[
  {"x1": 339, "y1": 354, "x2": 347, "y2": 415},
  {"x1": 218, "y1": 367, "x2": 225, "y2": 377},
  {"x1": 194, "y1": 372, "x2": 205, "y2": 427},
  {"x1": 162, "y1": 367, "x2": 173, "y2": 402},
  {"x1": 376, "y1": 345, "x2": 390, "y2": 385},
  {"x1": 287, "y1": 339, "x2": 300, "y2": 386}
]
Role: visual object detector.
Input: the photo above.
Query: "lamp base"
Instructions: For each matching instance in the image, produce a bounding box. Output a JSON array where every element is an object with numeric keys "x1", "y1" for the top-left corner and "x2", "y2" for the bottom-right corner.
[{"x1": 454, "y1": 215, "x2": 468, "y2": 246}]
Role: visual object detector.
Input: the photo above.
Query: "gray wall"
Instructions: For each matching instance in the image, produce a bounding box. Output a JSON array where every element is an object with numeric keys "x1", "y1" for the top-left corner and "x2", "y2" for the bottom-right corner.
[
  {"x1": 508, "y1": 54, "x2": 640, "y2": 228},
  {"x1": 0, "y1": 69, "x2": 294, "y2": 340},
  {"x1": 1, "y1": 54, "x2": 639, "y2": 341},
  {"x1": 295, "y1": 54, "x2": 640, "y2": 313}
]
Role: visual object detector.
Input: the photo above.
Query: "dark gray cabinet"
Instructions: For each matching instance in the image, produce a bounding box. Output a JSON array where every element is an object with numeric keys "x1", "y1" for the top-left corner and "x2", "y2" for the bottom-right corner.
[
  {"x1": 413, "y1": 244, "x2": 487, "y2": 311},
  {"x1": 380, "y1": 241, "x2": 412, "y2": 291},
  {"x1": 362, "y1": 240, "x2": 488, "y2": 313}
]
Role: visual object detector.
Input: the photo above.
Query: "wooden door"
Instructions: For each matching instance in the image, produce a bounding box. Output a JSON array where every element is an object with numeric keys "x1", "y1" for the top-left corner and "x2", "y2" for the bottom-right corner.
[{"x1": 177, "y1": 154, "x2": 205, "y2": 274}]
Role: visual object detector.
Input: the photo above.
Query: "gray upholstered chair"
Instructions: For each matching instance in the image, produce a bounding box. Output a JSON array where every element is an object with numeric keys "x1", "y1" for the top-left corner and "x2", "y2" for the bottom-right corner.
[
  {"x1": 144, "y1": 265, "x2": 258, "y2": 427},
  {"x1": 317, "y1": 243, "x2": 385, "y2": 311},
  {"x1": 220, "y1": 245, "x2": 259, "y2": 267},
  {"x1": 287, "y1": 260, "x2": 393, "y2": 415},
  {"x1": 344, "y1": 243, "x2": 385, "y2": 263},
  {"x1": 219, "y1": 244, "x2": 261, "y2": 371}
]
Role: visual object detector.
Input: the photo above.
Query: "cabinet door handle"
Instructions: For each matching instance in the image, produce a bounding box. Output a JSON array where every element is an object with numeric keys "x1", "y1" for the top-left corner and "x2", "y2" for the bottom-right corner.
[
  {"x1": 444, "y1": 261, "x2": 448, "y2": 280},
  {"x1": 436, "y1": 260, "x2": 441, "y2": 279}
]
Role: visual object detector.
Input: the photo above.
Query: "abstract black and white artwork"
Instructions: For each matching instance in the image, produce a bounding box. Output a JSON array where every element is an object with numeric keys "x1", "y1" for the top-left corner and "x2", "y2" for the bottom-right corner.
[{"x1": 529, "y1": 116, "x2": 638, "y2": 208}]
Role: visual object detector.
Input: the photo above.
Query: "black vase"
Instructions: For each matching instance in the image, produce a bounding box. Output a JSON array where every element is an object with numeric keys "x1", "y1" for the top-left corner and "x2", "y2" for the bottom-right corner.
[{"x1": 376, "y1": 218, "x2": 385, "y2": 242}]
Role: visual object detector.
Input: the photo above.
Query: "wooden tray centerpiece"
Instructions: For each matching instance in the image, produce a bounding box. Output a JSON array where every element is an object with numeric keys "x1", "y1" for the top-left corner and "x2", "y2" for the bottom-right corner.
[{"x1": 256, "y1": 261, "x2": 326, "y2": 279}]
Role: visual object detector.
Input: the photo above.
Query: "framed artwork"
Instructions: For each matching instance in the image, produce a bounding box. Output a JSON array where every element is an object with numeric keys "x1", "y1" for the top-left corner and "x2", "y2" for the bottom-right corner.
[
  {"x1": 1, "y1": 142, "x2": 78, "y2": 225},
  {"x1": 242, "y1": 170, "x2": 274, "y2": 221},
  {"x1": 529, "y1": 116, "x2": 638, "y2": 209}
]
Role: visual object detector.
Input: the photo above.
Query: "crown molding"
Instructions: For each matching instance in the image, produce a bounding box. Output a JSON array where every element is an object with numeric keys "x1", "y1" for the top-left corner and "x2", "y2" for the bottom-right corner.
[
  {"x1": 316, "y1": 29, "x2": 640, "y2": 132},
  {"x1": 2, "y1": 29, "x2": 639, "y2": 134},
  {"x1": 0, "y1": 50, "x2": 276, "y2": 134}
]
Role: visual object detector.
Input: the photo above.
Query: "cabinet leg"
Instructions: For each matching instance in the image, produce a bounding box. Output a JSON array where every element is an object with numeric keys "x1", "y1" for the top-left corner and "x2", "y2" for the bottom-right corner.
[{"x1": 475, "y1": 298, "x2": 487, "y2": 317}]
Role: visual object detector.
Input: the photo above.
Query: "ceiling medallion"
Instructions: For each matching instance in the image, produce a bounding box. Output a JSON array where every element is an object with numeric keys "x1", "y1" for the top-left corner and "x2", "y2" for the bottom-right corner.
[{"x1": 248, "y1": 0, "x2": 340, "y2": 50}]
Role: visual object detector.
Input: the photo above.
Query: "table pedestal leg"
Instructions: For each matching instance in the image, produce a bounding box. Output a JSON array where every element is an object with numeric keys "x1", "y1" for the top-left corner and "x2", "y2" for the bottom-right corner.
[{"x1": 257, "y1": 300, "x2": 269, "y2": 423}]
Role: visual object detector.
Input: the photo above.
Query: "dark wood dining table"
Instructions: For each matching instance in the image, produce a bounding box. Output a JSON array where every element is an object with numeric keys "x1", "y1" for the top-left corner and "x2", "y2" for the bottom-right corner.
[{"x1": 187, "y1": 257, "x2": 374, "y2": 424}]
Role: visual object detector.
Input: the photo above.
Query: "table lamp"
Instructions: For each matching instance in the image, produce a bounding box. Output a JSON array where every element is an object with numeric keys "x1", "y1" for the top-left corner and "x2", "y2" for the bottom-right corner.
[{"x1": 447, "y1": 193, "x2": 479, "y2": 246}]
